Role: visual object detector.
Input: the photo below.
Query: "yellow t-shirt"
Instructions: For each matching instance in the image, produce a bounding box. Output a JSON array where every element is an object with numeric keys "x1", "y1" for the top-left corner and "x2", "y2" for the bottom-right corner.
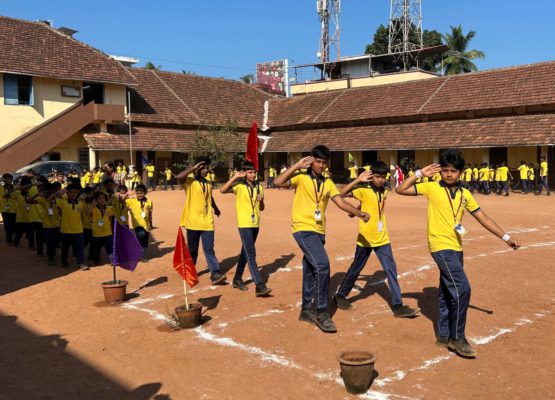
[
  {"x1": 92, "y1": 172, "x2": 102, "y2": 184},
  {"x1": 290, "y1": 173, "x2": 340, "y2": 234},
  {"x1": 1, "y1": 187, "x2": 16, "y2": 214},
  {"x1": 517, "y1": 165, "x2": 528, "y2": 180},
  {"x1": 497, "y1": 166, "x2": 509, "y2": 182},
  {"x1": 132, "y1": 171, "x2": 140, "y2": 183},
  {"x1": 348, "y1": 166, "x2": 358, "y2": 179},
  {"x1": 81, "y1": 172, "x2": 90, "y2": 188},
  {"x1": 232, "y1": 182, "x2": 264, "y2": 228},
  {"x1": 28, "y1": 186, "x2": 43, "y2": 223},
  {"x1": 91, "y1": 206, "x2": 114, "y2": 237},
  {"x1": 407, "y1": 170, "x2": 414, "y2": 178},
  {"x1": 416, "y1": 182, "x2": 480, "y2": 253},
  {"x1": 472, "y1": 168, "x2": 479, "y2": 180},
  {"x1": 489, "y1": 168, "x2": 495, "y2": 181},
  {"x1": 36, "y1": 198, "x2": 60, "y2": 228},
  {"x1": 146, "y1": 165, "x2": 155, "y2": 178},
  {"x1": 180, "y1": 177, "x2": 214, "y2": 230},
  {"x1": 80, "y1": 200, "x2": 93, "y2": 230},
  {"x1": 56, "y1": 198, "x2": 85, "y2": 234},
  {"x1": 540, "y1": 161, "x2": 548, "y2": 177},
  {"x1": 268, "y1": 168, "x2": 276, "y2": 178},
  {"x1": 113, "y1": 198, "x2": 129, "y2": 225},
  {"x1": 116, "y1": 166, "x2": 123, "y2": 174},
  {"x1": 0, "y1": 185, "x2": 6, "y2": 213},
  {"x1": 432, "y1": 172, "x2": 441, "y2": 182},
  {"x1": 165, "y1": 169, "x2": 172, "y2": 180},
  {"x1": 323, "y1": 168, "x2": 331, "y2": 179},
  {"x1": 463, "y1": 168, "x2": 473, "y2": 182},
  {"x1": 352, "y1": 186, "x2": 389, "y2": 248},
  {"x1": 528, "y1": 168, "x2": 535, "y2": 180},
  {"x1": 126, "y1": 198, "x2": 153, "y2": 230},
  {"x1": 479, "y1": 168, "x2": 489, "y2": 182},
  {"x1": 494, "y1": 169, "x2": 501, "y2": 182},
  {"x1": 13, "y1": 192, "x2": 33, "y2": 223}
]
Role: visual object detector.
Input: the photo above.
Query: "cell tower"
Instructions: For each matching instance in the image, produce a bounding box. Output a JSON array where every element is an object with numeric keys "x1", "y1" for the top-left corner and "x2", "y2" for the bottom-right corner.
[
  {"x1": 317, "y1": 0, "x2": 341, "y2": 64},
  {"x1": 388, "y1": 0, "x2": 423, "y2": 71}
]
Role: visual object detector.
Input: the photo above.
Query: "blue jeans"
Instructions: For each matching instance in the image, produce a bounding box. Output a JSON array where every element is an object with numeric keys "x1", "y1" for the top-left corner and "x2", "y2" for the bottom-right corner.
[
  {"x1": 61, "y1": 233, "x2": 85, "y2": 265},
  {"x1": 134, "y1": 227, "x2": 150, "y2": 249},
  {"x1": 235, "y1": 228, "x2": 262, "y2": 284},
  {"x1": 293, "y1": 231, "x2": 330, "y2": 311},
  {"x1": 43, "y1": 227, "x2": 60, "y2": 261},
  {"x1": 431, "y1": 250, "x2": 471, "y2": 340},
  {"x1": 186, "y1": 229, "x2": 221, "y2": 275},
  {"x1": 538, "y1": 176, "x2": 550, "y2": 194},
  {"x1": 1, "y1": 212, "x2": 16, "y2": 243},
  {"x1": 337, "y1": 244, "x2": 403, "y2": 306},
  {"x1": 14, "y1": 222, "x2": 33, "y2": 247},
  {"x1": 93, "y1": 235, "x2": 113, "y2": 263}
]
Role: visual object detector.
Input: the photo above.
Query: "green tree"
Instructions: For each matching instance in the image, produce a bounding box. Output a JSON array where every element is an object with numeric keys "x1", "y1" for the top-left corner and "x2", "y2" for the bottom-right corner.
[
  {"x1": 441, "y1": 25, "x2": 485, "y2": 75},
  {"x1": 192, "y1": 121, "x2": 243, "y2": 167},
  {"x1": 364, "y1": 24, "x2": 389, "y2": 55},
  {"x1": 239, "y1": 74, "x2": 255, "y2": 84},
  {"x1": 145, "y1": 61, "x2": 161, "y2": 70}
]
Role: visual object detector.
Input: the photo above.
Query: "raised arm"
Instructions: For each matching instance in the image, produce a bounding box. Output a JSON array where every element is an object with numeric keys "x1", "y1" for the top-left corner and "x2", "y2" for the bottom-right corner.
[
  {"x1": 273, "y1": 157, "x2": 313, "y2": 188},
  {"x1": 396, "y1": 164, "x2": 441, "y2": 196},
  {"x1": 472, "y1": 210, "x2": 520, "y2": 250},
  {"x1": 340, "y1": 170, "x2": 372, "y2": 197},
  {"x1": 176, "y1": 162, "x2": 205, "y2": 184},
  {"x1": 220, "y1": 171, "x2": 246, "y2": 194}
]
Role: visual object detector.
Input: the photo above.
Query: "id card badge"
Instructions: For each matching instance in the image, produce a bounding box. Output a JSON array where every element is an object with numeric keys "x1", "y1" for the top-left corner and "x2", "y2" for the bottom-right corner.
[
  {"x1": 47, "y1": 207, "x2": 54, "y2": 216},
  {"x1": 314, "y1": 210, "x2": 322, "y2": 222},
  {"x1": 120, "y1": 215, "x2": 127, "y2": 222},
  {"x1": 251, "y1": 214, "x2": 256, "y2": 223},
  {"x1": 98, "y1": 219, "x2": 104, "y2": 227},
  {"x1": 25, "y1": 204, "x2": 30, "y2": 211},
  {"x1": 141, "y1": 211, "x2": 146, "y2": 218},
  {"x1": 454, "y1": 223, "x2": 467, "y2": 237},
  {"x1": 377, "y1": 221, "x2": 384, "y2": 232}
]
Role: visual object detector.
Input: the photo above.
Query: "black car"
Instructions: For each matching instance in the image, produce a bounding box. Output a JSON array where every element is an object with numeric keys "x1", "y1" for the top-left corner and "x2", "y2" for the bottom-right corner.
[{"x1": 12, "y1": 161, "x2": 84, "y2": 179}]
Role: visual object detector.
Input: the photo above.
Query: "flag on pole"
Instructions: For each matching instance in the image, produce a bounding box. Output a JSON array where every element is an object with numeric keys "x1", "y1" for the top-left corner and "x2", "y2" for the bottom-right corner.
[
  {"x1": 348, "y1": 153, "x2": 354, "y2": 163},
  {"x1": 173, "y1": 228, "x2": 199, "y2": 287},
  {"x1": 246, "y1": 121, "x2": 259, "y2": 171},
  {"x1": 112, "y1": 222, "x2": 143, "y2": 272}
]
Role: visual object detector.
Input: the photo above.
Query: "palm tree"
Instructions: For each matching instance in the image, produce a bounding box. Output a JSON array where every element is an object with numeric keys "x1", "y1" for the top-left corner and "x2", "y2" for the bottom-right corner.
[{"x1": 441, "y1": 25, "x2": 485, "y2": 75}]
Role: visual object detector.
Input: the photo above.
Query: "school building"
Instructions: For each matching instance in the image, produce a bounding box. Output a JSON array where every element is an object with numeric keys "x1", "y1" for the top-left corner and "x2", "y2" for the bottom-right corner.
[{"x1": 0, "y1": 15, "x2": 554, "y2": 186}]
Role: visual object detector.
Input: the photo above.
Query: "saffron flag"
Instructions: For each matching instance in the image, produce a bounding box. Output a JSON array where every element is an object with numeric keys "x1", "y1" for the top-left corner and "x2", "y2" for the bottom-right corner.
[
  {"x1": 112, "y1": 221, "x2": 143, "y2": 272},
  {"x1": 246, "y1": 121, "x2": 259, "y2": 171},
  {"x1": 173, "y1": 227, "x2": 199, "y2": 287}
]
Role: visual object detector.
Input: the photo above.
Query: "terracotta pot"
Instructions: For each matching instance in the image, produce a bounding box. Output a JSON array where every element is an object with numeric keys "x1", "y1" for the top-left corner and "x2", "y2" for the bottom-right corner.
[
  {"x1": 338, "y1": 350, "x2": 376, "y2": 395},
  {"x1": 175, "y1": 303, "x2": 203, "y2": 329},
  {"x1": 101, "y1": 280, "x2": 128, "y2": 305}
]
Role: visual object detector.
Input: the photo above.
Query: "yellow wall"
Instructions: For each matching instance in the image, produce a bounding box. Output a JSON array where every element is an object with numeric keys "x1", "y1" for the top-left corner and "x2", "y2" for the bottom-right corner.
[
  {"x1": 377, "y1": 150, "x2": 396, "y2": 167},
  {"x1": 49, "y1": 132, "x2": 89, "y2": 162},
  {"x1": 508, "y1": 146, "x2": 537, "y2": 168},
  {"x1": 291, "y1": 70, "x2": 437, "y2": 96},
  {"x1": 461, "y1": 148, "x2": 488, "y2": 165},
  {"x1": 415, "y1": 150, "x2": 437, "y2": 167}
]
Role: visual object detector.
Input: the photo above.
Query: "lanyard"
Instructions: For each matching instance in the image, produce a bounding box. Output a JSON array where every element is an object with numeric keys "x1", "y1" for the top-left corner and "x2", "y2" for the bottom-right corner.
[
  {"x1": 197, "y1": 179, "x2": 210, "y2": 210},
  {"x1": 374, "y1": 189, "x2": 386, "y2": 221},
  {"x1": 139, "y1": 198, "x2": 147, "y2": 210},
  {"x1": 444, "y1": 187, "x2": 463, "y2": 223},
  {"x1": 246, "y1": 182, "x2": 259, "y2": 214},
  {"x1": 311, "y1": 175, "x2": 324, "y2": 210},
  {"x1": 99, "y1": 207, "x2": 106, "y2": 218}
]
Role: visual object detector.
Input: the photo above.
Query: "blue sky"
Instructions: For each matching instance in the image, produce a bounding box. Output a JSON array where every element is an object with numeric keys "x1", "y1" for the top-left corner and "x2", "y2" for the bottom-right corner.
[{"x1": 2, "y1": 1, "x2": 554, "y2": 79}]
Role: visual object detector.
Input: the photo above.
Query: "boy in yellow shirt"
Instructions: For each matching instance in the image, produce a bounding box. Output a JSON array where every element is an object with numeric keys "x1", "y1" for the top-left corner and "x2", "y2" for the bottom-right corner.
[
  {"x1": 267, "y1": 165, "x2": 276, "y2": 189},
  {"x1": 35, "y1": 182, "x2": 62, "y2": 265},
  {"x1": 125, "y1": 184, "x2": 153, "y2": 262},
  {"x1": 114, "y1": 185, "x2": 130, "y2": 226},
  {"x1": 347, "y1": 162, "x2": 358, "y2": 183},
  {"x1": 334, "y1": 161, "x2": 420, "y2": 318},
  {"x1": 1, "y1": 174, "x2": 16, "y2": 244},
  {"x1": 145, "y1": 162, "x2": 156, "y2": 191},
  {"x1": 220, "y1": 161, "x2": 271, "y2": 296},
  {"x1": 12, "y1": 176, "x2": 35, "y2": 248},
  {"x1": 396, "y1": 149, "x2": 520, "y2": 358},
  {"x1": 478, "y1": 162, "x2": 490, "y2": 194},
  {"x1": 537, "y1": 156, "x2": 550, "y2": 195},
  {"x1": 274, "y1": 145, "x2": 369, "y2": 333},
  {"x1": 462, "y1": 164, "x2": 473, "y2": 192},
  {"x1": 528, "y1": 163, "x2": 536, "y2": 193},
  {"x1": 176, "y1": 158, "x2": 225, "y2": 284},
  {"x1": 515, "y1": 160, "x2": 529, "y2": 194},
  {"x1": 91, "y1": 192, "x2": 114, "y2": 265},
  {"x1": 161, "y1": 166, "x2": 174, "y2": 190},
  {"x1": 496, "y1": 161, "x2": 512, "y2": 196}
]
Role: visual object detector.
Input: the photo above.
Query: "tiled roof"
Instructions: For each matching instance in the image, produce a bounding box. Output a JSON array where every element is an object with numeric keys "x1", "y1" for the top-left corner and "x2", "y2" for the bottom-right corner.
[
  {"x1": 128, "y1": 69, "x2": 273, "y2": 128},
  {"x1": 268, "y1": 61, "x2": 555, "y2": 128},
  {"x1": 84, "y1": 125, "x2": 247, "y2": 152},
  {"x1": 266, "y1": 113, "x2": 555, "y2": 152},
  {"x1": 0, "y1": 16, "x2": 135, "y2": 85}
]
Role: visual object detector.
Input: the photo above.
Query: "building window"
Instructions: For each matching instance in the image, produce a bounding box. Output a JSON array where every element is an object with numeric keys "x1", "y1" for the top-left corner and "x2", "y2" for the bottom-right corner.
[
  {"x1": 3, "y1": 74, "x2": 34, "y2": 105},
  {"x1": 78, "y1": 148, "x2": 90, "y2": 169}
]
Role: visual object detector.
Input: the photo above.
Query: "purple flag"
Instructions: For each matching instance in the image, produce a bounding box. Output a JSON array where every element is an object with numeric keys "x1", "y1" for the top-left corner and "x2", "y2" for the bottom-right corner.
[{"x1": 112, "y1": 221, "x2": 143, "y2": 272}]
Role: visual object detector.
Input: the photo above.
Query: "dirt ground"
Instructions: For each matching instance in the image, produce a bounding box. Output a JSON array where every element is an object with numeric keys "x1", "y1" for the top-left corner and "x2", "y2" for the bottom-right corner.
[{"x1": 1, "y1": 187, "x2": 554, "y2": 400}]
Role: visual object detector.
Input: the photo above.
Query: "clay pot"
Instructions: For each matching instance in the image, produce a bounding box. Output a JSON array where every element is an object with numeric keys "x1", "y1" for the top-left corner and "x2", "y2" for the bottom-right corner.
[
  {"x1": 175, "y1": 303, "x2": 203, "y2": 329},
  {"x1": 101, "y1": 280, "x2": 128, "y2": 305},
  {"x1": 338, "y1": 350, "x2": 376, "y2": 395}
]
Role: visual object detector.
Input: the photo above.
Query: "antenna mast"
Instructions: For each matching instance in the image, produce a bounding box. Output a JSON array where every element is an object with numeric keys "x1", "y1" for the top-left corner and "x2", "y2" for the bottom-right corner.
[
  {"x1": 317, "y1": 0, "x2": 341, "y2": 64},
  {"x1": 388, "y1": 0, "x2": 423, "y2": 71}
]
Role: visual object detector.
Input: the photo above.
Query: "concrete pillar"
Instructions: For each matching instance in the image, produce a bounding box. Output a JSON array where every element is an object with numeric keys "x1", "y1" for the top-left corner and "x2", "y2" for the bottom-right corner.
[{"x1": 88, "y1": 148, "x2": 96, "y2": 169}]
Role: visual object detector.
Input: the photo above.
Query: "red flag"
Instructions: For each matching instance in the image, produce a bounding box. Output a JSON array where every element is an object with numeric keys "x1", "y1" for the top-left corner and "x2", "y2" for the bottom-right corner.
[
  {"x1": 246, "y1": 121, "x2": 259, "y2": 171},
  {"x1": 173, "y1": 228, "x2": 199, "y2": 287}
]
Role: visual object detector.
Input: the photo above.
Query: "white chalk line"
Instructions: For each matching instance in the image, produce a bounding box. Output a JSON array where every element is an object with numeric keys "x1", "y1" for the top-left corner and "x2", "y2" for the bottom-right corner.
[{"x1": 217, "y1": 309, "x2": 285, "y2": 330}]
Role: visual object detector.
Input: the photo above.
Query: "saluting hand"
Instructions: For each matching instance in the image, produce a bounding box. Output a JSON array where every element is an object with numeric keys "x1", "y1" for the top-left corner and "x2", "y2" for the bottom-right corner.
[
  {"x1": 356, "y1": 170, "x2": 373, "y2": 183},
  {"x1": 234, "y1": 171, "x2": 247, "y2": 180},
  {"x1": 295, "y1": 156, "x2": 314, "y2": 170},
  {"x1": 421, "y1": 164, "x2": 442, "y2": 177}
]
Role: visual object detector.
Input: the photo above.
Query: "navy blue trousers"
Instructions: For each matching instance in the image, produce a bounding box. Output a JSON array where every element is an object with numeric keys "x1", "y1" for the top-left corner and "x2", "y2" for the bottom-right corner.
[{"x1": 234, "y1": 228, "x2": 262, "y2": 285}]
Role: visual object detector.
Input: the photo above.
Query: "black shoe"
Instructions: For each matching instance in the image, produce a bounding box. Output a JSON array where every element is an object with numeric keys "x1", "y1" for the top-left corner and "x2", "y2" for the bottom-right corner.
[
  {"x1": 211, "y1": 272, "x2": 227, "y2": 285},
  {"x1": 315, "y1": 310, "x2": 337, "y2": 333},
  {"x1": 436, "y1": 336, "x2": 449, "y2": 348},
  {"x1": 393, "y1": 304, "x2": 421, "y2": 318},
  {"x1": 448, "y1": 338, "x2": 477, "y2": 358},
  {"x1": 333, "y1": 294, "x2": 353, "y2": 311},
  {"x1": 298, "y1": 308, "x2": 316, "y2": 325},
  {"x1": 255, "y1": 283, "x2": 272, "y2": 297},
  {"x1": 232, "y1": 279, "x2": 248, "y2": 291}
]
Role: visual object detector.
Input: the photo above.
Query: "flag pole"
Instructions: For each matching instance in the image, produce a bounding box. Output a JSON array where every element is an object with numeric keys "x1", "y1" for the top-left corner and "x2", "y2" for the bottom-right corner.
[
  {"x1": 183, "y1": 280, "x2": 189, "y2": 310},
  {"x1": 112, "y1": 220, "x2": 117, "y2": 283}
]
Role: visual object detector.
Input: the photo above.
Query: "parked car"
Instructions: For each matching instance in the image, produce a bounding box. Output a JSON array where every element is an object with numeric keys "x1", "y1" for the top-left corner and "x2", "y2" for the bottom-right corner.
[{"x1": 12, "y1": 161, "x2": 84, "y2": 179}]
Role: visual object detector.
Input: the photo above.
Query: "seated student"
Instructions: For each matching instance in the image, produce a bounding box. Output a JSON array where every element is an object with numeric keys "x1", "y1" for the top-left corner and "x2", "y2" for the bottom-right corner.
[
  {"x1": 114, "y1": 185, "x2": 130, "y2": 226},
  {"x1": 126, "y1": 184, "x2": 153, "y2": 262},
  {"x1": 515, "y1": 160, "x2": 529, "y2": 194},
  {"x1": 537, "y1": 156, "x2": 550, "y2": 196},
  {"x1": 334, "y1": 161, "x2": 420, "y2": 318},
  {"x1": 54, "y1": 183, "x2": 88, "y2": 270},
  {"x1": 1, "y1": 174, "x2": 16, "y2": 244},
  {"x1": 478, "y1": 163, "x2": 490, "y2": 194},
  {"x1": 497, "y1": 161, "x2": 512, "y2": 196},
  {"x1": 220, "y1": 161, "x2": 272, "y2": 297},
  {"x1": 273, "y1": 145, "x2": 369, "y2": 333},
  {"x1": 396, "y1": 149, "x2": 520, "y2": 358},
  {"x1": 176, "y1": 158, "x2": 226, "y2": 285},
  {"x1": 528, "y1": 163, "x2": 536, "y2": 193},
  {"x1": 90, "y1": 192, "x2": 114, "y2": 265},
  {"x1": 34, "y1": 182, "x2": 61, "y2": 266}
]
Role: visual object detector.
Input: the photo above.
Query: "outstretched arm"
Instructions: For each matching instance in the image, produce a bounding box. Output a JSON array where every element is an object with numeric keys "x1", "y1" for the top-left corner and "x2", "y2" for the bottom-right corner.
[
  {"x1": 396, "y1": 164, "x2": 441, "y2": 196},
  {"x1": 472, "y1": 210, "x2": 520, "y2": 250},
  {"x1": 220, "y1": 171, "x2": 246, "y2": 194},
  {"x1": 176, "y1": 162, "x2": 205, "y2": 184},
  {"x1": 273, "y1": 157, "x2": 313, "y2": 188}
]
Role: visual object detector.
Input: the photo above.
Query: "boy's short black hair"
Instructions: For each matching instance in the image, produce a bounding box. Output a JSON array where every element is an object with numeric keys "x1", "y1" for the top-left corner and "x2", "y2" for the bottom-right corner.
[
  {"x1": 521, "y1": 160, "x2": 526, "y2": 164},
  {"x1": 117, "y1": 185, "x2": 128, "y2": 193},
  {"x1": 439, "y1": 149, "x2": 465, "y2": 171},
  {"x1": 83, "y1": 186, "x2": 94, "y2": 195},
  {"x1": 241, "y1": 161, "x2": 255, "y2": 171},
  {"x1": 66, "y1": 183, "x2": 81, "y2": 192},
  {"x1": 104, "y1": 178, "x2": 115, "y2": 185},
  {"x1": 2, "y1": 173, "x2": 13, "y2": 180},
  {"x1": 311, "y1": 145, "x2": 331, "y2": 161},
  {"x1": 370, "y1": 160, "x2": 389, "y2": 176},
  {"x1": 135, "y1": 184, "x2": 147, "y2": 193},
  {"x1": 94, "y1": 192, "x2": 107, "y2": 201},
  {"x1": 20, "y1": 176, "x2": 32, "y2": 186},
  {"x1": 50, "y1": 181, "x2": 62, "y2": 191},
  {"x1": 194, "y1": 156, "x2": 210, "y2": 166}
]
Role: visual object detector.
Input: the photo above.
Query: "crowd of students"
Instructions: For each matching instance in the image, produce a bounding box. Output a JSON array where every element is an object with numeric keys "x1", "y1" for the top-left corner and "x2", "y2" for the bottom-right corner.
[{"x1": 1, "y1": 163, "x2": 153, "y2": 269}]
